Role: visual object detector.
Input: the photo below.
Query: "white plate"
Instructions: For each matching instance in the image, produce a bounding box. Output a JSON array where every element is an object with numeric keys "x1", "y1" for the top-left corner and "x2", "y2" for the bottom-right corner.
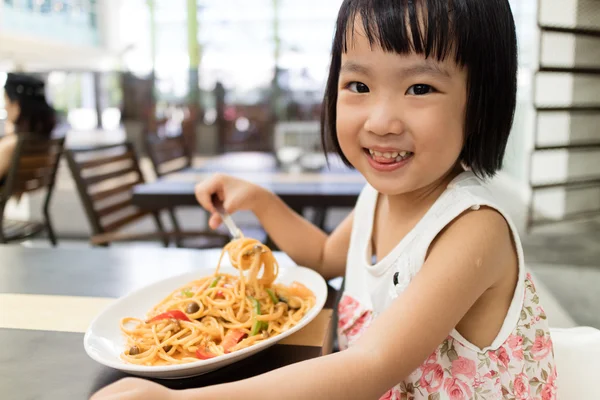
[{"x1": 84, "y1": 265, "x2": 327, "y2": 379}]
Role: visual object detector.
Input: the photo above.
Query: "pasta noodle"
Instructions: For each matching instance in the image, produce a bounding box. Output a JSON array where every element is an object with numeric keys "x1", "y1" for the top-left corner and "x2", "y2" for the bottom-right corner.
[{"x1": 120, "y1": 236, "x2": 316, "y2": 366}]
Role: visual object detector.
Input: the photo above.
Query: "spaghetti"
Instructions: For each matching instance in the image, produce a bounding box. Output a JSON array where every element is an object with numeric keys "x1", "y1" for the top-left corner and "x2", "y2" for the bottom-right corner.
[{"x1": 120, "y1": 236, "x2": 316, "y2": 366}]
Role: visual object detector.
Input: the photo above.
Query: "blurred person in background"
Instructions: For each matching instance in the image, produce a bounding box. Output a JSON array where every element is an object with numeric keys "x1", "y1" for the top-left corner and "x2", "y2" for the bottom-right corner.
[{"x1": 0, "y1": 73, "x2": 56, "y2": 184}]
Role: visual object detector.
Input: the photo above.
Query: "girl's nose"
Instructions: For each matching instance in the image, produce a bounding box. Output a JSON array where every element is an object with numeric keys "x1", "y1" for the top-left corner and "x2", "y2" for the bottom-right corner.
[{"x1": 363, "y1": 101, "x2": 405, "y2": 136}]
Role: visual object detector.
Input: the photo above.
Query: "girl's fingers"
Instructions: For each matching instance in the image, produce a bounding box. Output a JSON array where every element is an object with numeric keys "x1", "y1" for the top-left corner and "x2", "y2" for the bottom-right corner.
[
  {"x1": 194, "y1": 181, "x2": 220, "y2": 213},
  {"x1": 209, "y1": 213, "x2": 223, "y2": 230},
  {"x1": 194, "y1": 188, "x2": 214, "y2": 213},
  {"x1": 222, "y1": 191, "x2": 244, "y2": 214}
]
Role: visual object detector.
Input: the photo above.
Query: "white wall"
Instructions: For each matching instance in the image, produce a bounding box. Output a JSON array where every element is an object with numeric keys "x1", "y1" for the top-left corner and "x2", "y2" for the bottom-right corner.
[
  {"x1": 536, "y1": 0, "x2": 600, "y2": 221},
  {"x1": 508, "y1": 0, "x2": 600, "y2": 223}
]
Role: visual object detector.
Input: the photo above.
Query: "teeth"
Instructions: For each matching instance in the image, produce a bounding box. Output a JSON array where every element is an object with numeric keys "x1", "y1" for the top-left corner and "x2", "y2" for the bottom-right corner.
[
  {"x1": 368, "y1": 149, "x2": 413, "y2": 161},
  {"x1": 397, "y1": 152, "x2": 413, "y2": 161}
]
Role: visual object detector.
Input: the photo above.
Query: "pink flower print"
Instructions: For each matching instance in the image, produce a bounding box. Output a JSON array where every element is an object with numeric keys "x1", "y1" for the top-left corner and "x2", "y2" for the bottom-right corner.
[
  {"x1": 419, "y1": 363, "x2": 444, "y2": 393},
  {"x1": 507, "y1": 334, "x2": 523, "y2": 350},
  {"x1": 548, "y1": 365, "x2": 557, "y2": 387},
  {"x1": 425, "y1": 351, "x2": 438, "y2": 365},
  {"x1": 345, "y1": 311, "x2": 372, "y2": 345},
  {"x1": 541, "y1": 383, "x2": 556, "y2": 400},
  {"x1": 379, "y1": 390, "x2": 392, "y2": 400},
  {"x1": 513, "y1": 373, "x2": 530, "y2": 400},
  {"x1": 542, "y1": 365, "x2": 558, "y2": 400},
  {"x1": 507, "y1": 335, "x2": 525, "y2": 360},
  {"x1": 536, "y1": 306, "x2": 547, "y2": 317},
  {"x1": 379, "y1": 388, "x2": 400, "y2": 400},
  {"x1": 483, "y1": 370, "x2": 497, "y2": 380},
  {"x1": 532, "y1": 335, "x2": 553, "y2": 361},
  {"x1": 496, "y1": 346, "x2": 510, "y2": 369},
  {"x1": 511, "y1": 347, "x2": 524, "y2": 361},
  {"x1": 451, "y1": 357, "x2": 476, "y2": 380},
  {"x1": 337, "y1": 295, "x2": 360, "y2": 328},
  {"x1": 443, "y1": 377, "x2": 472, "y2": 400},
  {"x1": 337, "y1": 296, "x2": 353, "y2": 314}
]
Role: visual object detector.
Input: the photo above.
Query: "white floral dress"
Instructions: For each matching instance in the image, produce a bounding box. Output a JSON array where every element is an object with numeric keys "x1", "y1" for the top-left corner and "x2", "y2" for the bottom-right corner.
[{"x1": 338, "y1": 173, "x2": 557, "y2": 400}]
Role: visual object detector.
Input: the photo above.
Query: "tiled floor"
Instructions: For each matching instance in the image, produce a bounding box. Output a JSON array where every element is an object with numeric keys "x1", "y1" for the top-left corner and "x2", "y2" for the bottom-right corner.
[
  {"x1": 531, "y1": 262, "x2": 600, "y2": 328},
  {"x1": 523, "y1": 219, "x2": 600, "y2": 266}
]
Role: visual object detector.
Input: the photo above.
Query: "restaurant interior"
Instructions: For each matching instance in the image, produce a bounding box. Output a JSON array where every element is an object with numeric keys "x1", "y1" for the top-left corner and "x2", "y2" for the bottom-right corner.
[{"x1": 1, "y1": 0, "x2": 599, "y2": 399}]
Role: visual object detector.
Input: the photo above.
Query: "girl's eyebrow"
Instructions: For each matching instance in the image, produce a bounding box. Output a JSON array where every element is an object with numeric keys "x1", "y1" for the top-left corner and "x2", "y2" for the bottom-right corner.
[
  {"x1": 401, "y1": 62, "x2": 451, "y2": 79},
  {"x1": 340, "y1": 60, "x2": 451, "y2": 80},
  {"x1": 340, "y1": 61, "x2": 372, "y2": 77}
]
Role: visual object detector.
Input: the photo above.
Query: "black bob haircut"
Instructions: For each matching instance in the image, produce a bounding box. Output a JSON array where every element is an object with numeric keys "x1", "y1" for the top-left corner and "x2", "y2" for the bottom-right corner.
[
  {"x1": 320, "y1": 0, "x2": 518, "y2": 178},
  {"x1": 4, "y1": 73, "x2": 56, "y2": 138}
]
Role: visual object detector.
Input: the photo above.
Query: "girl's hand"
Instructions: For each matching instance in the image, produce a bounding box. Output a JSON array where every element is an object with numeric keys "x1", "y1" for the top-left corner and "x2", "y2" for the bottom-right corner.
[
  {"x1": 194, "y1": 173, "x2": 268, "y2": 229},
  {"x1": 90, "y1": 377, "x2": 179, "y2": 400}
]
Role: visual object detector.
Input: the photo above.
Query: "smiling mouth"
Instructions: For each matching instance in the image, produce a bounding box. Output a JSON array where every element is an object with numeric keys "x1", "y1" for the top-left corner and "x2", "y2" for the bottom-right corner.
[{"x1": 364, "y1": 148, "x2": 414, "y2": 163}]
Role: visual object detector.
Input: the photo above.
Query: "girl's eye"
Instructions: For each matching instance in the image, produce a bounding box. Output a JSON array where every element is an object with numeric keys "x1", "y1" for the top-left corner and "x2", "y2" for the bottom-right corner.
[
  {"x1": 406, "y1": 84, "x2": 434, "y2": 96},
  {"x1": 347, "y1": 82, "x2": 370, "y2": 93}
]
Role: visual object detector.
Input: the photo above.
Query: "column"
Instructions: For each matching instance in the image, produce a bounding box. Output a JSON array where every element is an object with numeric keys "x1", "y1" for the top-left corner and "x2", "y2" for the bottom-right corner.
[
  {"x1": 269, "y1": 0, "x2": 282, "y2": 152},
  {"x1": 187, "y1": 0, "x2": 200, "y2": 106}
]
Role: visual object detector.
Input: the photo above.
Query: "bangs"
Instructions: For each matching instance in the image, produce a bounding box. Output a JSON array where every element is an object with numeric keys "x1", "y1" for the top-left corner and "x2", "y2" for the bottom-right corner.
[
  {"x1": 340, "y1": 0, "x2": 467, "y2": 65},
  {"x1": 324, "y1": 0, "x2": 518, "y2": 178}
]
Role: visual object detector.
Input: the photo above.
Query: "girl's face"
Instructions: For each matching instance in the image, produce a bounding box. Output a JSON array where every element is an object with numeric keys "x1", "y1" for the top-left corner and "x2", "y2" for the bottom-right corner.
[
  {"x1": 3, "y1": 92, "x2": 20, "y2": 124},
  {"x1": 336, "y1": 26, "x2": 468, "y2": 196}
]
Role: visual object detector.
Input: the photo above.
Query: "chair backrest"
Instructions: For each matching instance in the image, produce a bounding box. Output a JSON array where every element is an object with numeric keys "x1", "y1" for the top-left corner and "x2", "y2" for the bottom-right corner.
[
  {"x1": 0, "y1": 134, "x2": 65, "y2": 203},
  {"x1": 145, "y1": 134, "x2": 191, "y2": 177},
  {"x1": 65, "y1": 142, "x2": 153, "y2": 236}
]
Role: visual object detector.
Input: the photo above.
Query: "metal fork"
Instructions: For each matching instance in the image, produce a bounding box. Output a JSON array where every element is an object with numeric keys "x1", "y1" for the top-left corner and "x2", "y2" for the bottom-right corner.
[{"x1": 211, "y1": 194, "x2": 242, "y2": 240}]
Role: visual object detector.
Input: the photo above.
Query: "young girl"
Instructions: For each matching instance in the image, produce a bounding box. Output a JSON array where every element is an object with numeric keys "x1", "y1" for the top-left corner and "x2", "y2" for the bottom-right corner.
[{"x1": 92, "y1": 0, "x2": 557, "y2": 399}]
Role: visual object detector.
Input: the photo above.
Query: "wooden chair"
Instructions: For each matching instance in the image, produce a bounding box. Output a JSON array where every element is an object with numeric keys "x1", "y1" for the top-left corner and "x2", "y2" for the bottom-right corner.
[
  {"x1": 65, "y1": 142, "x2": 228, "y2": 248},
  {"x1": 0, "y1": 134, "x2": 65, "y2": 245},
  {"x1": 145, "y1": 135, "x2": 268, "y2": 245},
  {"x1": 145, "y1": 133, "x2": 191, "y2": 178},
  {"x1": 144, "y1": 133, "x2": 194, "y2": 246}
]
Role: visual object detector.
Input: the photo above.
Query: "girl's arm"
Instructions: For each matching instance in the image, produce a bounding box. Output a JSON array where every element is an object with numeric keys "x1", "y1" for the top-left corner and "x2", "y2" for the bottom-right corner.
[
  {"x1": 180, "y1": 208, "x2": 514, "y2": 399},
  {"x1": 252, "y1": 188, "x2": 353, "y2": 280},
  {"x1": 90, "y1": 208, "x2": 514, "y2": 400},
  {"x1": 195, "y1": 175, "x2": 354, "y2": 280}
]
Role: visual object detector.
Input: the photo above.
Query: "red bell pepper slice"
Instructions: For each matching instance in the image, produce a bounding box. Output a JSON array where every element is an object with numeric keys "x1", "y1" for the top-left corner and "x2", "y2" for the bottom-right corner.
[
  {"x1": 221, "y1": 329, "x2": 246, "y2": 353},
  {"x1": 196, "y1": 348, "x2": 217, "y2": 360},
  {"x1": 148, "y1": 310, "x2": 190, "y2": 323}
]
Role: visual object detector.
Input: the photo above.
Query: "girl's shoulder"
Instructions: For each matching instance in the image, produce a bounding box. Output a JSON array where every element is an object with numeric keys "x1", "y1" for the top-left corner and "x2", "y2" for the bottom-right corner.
[
  {"x1": 408, "y1": 172, "x2": 524, "y2": 272},
  {"x1": 436, "y1": 172, "x2": 519, "y2": 235}
]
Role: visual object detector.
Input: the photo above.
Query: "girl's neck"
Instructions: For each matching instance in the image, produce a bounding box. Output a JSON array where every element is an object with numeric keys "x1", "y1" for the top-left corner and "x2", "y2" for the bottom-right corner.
[{"x1": 383, "y1": 166, "x2": 464, "y2": 219}]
